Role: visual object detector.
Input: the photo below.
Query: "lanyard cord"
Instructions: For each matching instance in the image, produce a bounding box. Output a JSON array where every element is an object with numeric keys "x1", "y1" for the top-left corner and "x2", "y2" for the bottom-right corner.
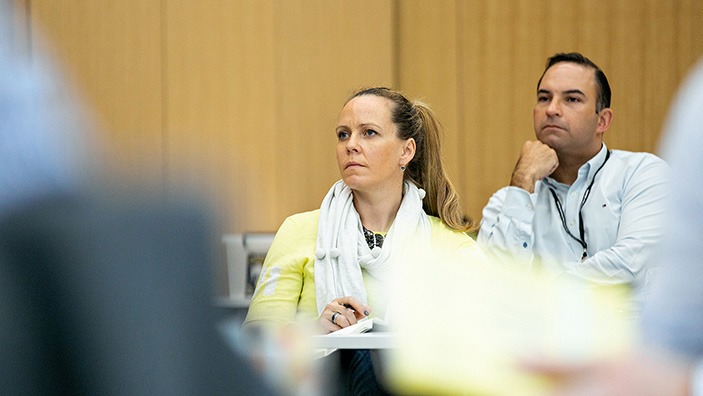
[{"x1": 548, "y1": 150, "x2": 611, "y2": 260}]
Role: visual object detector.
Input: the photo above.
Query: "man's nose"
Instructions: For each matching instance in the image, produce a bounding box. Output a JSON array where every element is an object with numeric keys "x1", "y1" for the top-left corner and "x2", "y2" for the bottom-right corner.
[{"x1": 546, "y1": 99, "x2": 562, "y2": 116}]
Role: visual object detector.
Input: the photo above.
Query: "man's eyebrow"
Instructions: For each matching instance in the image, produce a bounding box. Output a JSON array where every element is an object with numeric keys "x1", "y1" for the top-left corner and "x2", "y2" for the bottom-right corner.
[
  {"x1": 563, "y1": 89, "x2": 586, "y2": 96},
  {"x1": 537, "y1": 88, "x2": 586, "y2": 96}
]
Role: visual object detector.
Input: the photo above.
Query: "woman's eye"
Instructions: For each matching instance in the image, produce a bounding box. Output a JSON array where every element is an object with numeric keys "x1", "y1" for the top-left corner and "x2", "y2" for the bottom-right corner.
[
  {"x1": 364, "y1": 129, "x2": 378, "y2": 136},
  {"x1": 337, "y1": 131, "x2": 349, "y2": 140}
]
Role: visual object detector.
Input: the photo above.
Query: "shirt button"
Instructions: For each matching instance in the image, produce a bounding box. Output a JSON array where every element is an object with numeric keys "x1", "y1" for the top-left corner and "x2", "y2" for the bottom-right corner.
[
  {"x1": 527, "y1": 203, "x2": 533, "y2": 210},
  {"x1": 569, "y1": 220, "x2": 575, "y2": 226}
]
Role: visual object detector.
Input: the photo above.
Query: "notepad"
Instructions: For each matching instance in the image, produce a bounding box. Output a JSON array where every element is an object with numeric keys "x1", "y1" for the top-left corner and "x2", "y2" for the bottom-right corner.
[
  {"x1": 311, "y1": 317, "x2": 391, "y2": 357},
  {"x1": 331, "y1": 317, "x2": 389, "y2": 335},
  {"x1": 383, "y1": 250, "x2": 635, "y2": 396}
]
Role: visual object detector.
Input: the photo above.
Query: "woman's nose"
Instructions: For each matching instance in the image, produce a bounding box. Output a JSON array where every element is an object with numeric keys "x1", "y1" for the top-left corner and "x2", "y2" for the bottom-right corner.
[{"x1": 346, "y1": 133, "x2": 360, "y2": 152}]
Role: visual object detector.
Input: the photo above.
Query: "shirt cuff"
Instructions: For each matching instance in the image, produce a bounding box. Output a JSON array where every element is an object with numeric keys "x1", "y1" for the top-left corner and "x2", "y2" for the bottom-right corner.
[{"x1": 500, "y1": 186, "x2": 535, "y2": 223}]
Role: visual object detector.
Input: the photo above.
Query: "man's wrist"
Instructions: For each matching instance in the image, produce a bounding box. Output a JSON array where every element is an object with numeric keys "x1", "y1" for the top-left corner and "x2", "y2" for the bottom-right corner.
[{"x1": 510, "y1": 170, "x2": 536, "y2": 193}]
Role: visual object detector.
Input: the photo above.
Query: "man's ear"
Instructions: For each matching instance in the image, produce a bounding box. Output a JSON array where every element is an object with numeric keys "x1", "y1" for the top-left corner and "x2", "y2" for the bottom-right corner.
[{"x1": 597, "y1": 108, "x2": 613, "y2": 134}]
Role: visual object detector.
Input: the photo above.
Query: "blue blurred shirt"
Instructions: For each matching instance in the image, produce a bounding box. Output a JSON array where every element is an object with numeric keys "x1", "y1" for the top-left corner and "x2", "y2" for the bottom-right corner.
[{"x1": 0, "y1": 8, "x2": 88, "y2": 216}]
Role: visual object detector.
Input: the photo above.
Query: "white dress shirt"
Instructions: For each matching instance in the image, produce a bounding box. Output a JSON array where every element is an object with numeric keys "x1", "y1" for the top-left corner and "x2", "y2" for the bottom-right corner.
[{"x1": 479, "y1": 144, "x2": 669, "y2": 310}]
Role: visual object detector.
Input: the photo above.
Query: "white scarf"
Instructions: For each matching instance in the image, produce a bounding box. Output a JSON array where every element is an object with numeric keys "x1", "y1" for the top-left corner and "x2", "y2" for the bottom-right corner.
[{"x1": 314, "y1": 180, "x2": 431, "y2": 316}]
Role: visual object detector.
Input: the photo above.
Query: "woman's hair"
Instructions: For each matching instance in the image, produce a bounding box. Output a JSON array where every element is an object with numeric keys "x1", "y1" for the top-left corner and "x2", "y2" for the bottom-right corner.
[{"x1": 348, "y1": 87, "x2": 476, "y2": 233}]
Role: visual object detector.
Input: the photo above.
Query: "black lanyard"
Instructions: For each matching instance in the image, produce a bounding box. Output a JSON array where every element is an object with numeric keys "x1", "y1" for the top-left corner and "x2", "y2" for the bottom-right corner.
[{"x1": 548, "y1": 150, "x2": 611, "y2": 261}]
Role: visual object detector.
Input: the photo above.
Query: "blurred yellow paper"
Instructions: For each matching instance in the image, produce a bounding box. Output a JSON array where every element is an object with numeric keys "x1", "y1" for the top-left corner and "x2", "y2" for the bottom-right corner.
[{"x1": 384, "y1": 249, "x2": 635, "y2": 395}]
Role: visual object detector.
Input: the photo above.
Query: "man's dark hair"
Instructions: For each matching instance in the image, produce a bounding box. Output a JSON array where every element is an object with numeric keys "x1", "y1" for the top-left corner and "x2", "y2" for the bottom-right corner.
[{"x1": 537, "y1": 52, "x2": 611, "y2": 113}]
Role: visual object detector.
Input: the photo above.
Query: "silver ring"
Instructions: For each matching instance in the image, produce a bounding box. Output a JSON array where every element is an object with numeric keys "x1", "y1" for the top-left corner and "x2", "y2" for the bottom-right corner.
[{"x1": 331, "y1": 311, "x2": 341, "y2": 325}]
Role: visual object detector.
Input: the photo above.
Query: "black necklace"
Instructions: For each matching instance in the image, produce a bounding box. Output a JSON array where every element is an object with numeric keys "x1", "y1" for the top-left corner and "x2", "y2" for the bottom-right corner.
[
  {"x1": 548, "y1": 149, "x2": 611, "y2": 261},
  {"x1": 362, "y1": 226, "x2": 384, "y2": 250}
]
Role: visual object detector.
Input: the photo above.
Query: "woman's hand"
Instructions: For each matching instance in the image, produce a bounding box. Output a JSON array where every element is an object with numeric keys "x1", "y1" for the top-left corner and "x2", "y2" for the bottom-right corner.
[{"x1": 319, "y1": 296, "x2": 371, "y2": 333}]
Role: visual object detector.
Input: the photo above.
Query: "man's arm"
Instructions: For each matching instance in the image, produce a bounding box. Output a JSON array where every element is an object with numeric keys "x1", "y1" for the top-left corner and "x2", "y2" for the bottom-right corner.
[
  {"x1": 478, "y1": 186, "x2": 538, "y2": 266},
  {"x1": 478, "y1": 140, "x2": 558, "y2": 265}
]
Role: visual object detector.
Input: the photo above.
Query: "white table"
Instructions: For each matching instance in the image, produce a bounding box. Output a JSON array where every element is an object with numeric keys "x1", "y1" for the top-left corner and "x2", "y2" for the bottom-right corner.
[{"x1": 311, "y1": 332, "x2": 396, "y2": 350}]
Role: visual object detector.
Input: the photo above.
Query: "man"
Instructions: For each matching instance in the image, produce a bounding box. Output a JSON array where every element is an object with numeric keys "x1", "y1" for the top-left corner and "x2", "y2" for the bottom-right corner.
[
  {"x1": 478, "y1": 52, "x2": 668, "y2": 312},
  {"x1": 525, "y1": 58, "x2": 703, "y2": 396}
]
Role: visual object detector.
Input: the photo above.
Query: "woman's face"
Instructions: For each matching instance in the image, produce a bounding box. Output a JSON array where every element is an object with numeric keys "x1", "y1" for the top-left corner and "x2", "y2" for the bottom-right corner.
[{"x1": 335, "y1": 95, "x2": 415, "y2": 195}]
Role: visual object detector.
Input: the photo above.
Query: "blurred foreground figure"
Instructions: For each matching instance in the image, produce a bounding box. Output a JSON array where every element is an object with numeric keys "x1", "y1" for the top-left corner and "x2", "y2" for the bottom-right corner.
[
  {"x1": 0, "y1": 5, "x2": 272, "y2": 395},
  {"x1": 526, "y1": 59, "x2": 703, "y2": 395},
  {"x1": 0, "y1": 194, "x2": 276, "y2": 395}
]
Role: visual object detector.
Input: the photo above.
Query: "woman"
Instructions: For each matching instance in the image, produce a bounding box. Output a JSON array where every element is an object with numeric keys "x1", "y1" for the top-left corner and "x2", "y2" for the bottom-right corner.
[
  {"x1": 244, "y1": 87, "x2": 482, "y2": 394},
  {"x1": 244, "y1": 87, "x2": 480, "y2": 332}
]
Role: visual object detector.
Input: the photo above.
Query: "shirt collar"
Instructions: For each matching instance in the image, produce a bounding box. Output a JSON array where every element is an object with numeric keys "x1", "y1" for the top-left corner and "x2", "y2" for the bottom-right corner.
[
  {"x1": 580, "y1": 143, "x2": 609, "y2": 180},
  {"x1": 543, "y1": 143, "x2": 609, "y2": 189}
]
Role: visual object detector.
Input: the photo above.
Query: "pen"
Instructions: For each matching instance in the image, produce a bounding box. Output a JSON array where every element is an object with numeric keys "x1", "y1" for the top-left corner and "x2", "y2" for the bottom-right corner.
[{"x1": 342, "y1": 303, "x2": 369, "y2": 316}]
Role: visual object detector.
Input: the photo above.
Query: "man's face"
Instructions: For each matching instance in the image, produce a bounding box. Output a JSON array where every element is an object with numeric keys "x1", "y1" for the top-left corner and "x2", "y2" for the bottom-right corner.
[{"x1": 533, "y1": 62, "x2": 610, "y2": 160}]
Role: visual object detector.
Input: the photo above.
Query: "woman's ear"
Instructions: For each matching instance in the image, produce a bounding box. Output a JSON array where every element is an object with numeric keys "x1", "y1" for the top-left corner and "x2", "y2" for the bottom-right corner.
[{"x1": 400, "y1": 138, "x2": 416, "y2": 165}]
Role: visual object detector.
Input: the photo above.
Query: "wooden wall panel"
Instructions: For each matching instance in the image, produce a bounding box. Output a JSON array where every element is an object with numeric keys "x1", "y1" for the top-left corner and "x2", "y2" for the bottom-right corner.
[
  {"x1": 456, "y1": 1, "x2": 546, "y2": 221},
  {"x1": 607, "y1": 2, "x2": 645, "y2": 151},
  {"x1": 396, "y1": 1, "x2": 462, "y2": 199},
  {"x1": 164, "y1": 1, "x2": 278, "y2": 235},
  {"x1": 163, "y1": 0, "x2": 391, "y2": 293},
  {"x1": 28, "y1": 0, "x2": 163, "y2": 183},
  {"x1": 481, "y1": 2, "x2": 530, "y2": 216},
  {"x1": 677, "y1": 0, "x2": 703, "y2": 79},
  {"x1": 458, "y1": 0, "x2": 492, "y2": 223},
  {"x1": 272, "y1": 0, "x2": 393, "y2": 225},
  {"x1": 164, "y1": 1, "x2": 392, "y2": 234},
  {"x1": 642, "y1": 1, "x2": 676, "y2": 151}
]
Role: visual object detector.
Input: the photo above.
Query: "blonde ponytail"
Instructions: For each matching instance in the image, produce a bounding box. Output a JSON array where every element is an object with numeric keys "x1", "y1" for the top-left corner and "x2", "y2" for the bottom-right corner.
[{"x1": 413, "y1": 102, "x2": 476, "y2": 233}]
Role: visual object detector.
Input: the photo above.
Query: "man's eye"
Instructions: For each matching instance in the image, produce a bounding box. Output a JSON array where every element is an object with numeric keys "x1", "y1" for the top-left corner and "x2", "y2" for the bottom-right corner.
[
  {"x1": 566, "y1": 97, "x2": 581, "y2": 102},
  {"x1": 537, "y1": 96, "x2": 549, "y2": 102}
]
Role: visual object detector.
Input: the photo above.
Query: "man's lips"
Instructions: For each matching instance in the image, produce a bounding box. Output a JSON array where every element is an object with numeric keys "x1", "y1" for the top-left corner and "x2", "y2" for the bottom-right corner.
[{"x1": 542, "y1": 124, "x2": 565, "y2": 130}]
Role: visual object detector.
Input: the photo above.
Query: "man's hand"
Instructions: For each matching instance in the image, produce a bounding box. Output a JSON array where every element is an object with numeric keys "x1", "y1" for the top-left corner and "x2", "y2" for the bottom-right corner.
[{"x1": 510, "y1": 141, "x2": 559, "y2": 193}]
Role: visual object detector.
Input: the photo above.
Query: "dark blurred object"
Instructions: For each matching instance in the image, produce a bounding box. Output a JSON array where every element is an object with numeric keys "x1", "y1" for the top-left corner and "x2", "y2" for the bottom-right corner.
[
  {"x1": 0, "y1": 190, "x2": 274, "y2": 395},
  {"x1": 1, "y1": 3, "x2": 272, "y2": 393}
]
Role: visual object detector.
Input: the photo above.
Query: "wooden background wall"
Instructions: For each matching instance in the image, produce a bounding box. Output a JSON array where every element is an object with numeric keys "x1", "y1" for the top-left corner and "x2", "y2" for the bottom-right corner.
[{"x1": 12, "y1": 1, "x2": 703, "y2": 293}]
